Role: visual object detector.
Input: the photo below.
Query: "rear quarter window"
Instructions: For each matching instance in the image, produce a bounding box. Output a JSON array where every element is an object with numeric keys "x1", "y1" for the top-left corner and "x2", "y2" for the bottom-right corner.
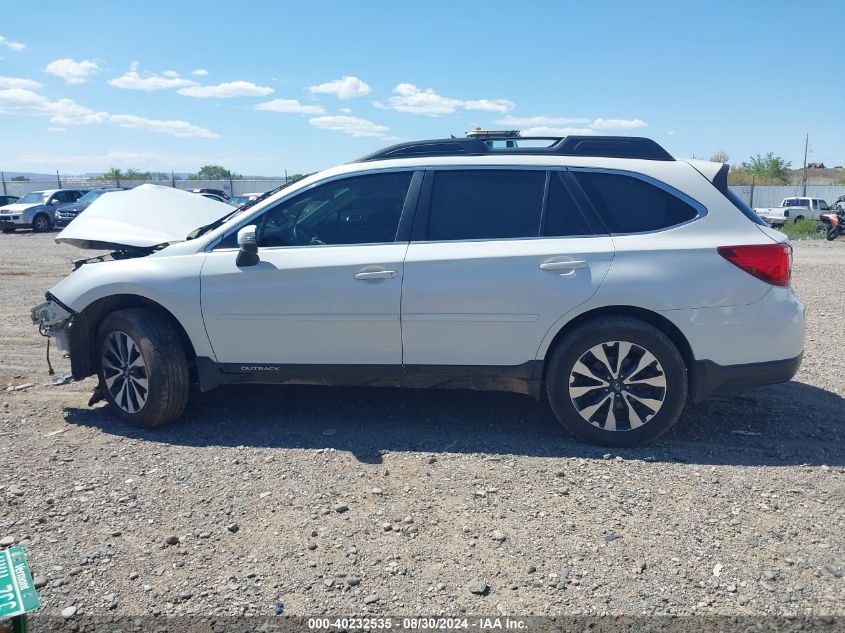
[{"x1": 572, "y1": 171, "x2": 699, "y2": 233}]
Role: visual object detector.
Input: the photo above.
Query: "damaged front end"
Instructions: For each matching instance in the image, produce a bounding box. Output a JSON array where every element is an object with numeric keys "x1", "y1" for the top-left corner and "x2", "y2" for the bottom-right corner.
[{"x1": 31, "y1": 294, "x2": 75, "y2": 373}]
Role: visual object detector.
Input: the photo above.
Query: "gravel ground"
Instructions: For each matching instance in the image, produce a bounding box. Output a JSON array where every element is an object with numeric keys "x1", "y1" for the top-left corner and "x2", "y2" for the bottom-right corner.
[{"x1": 0, "y1": 232, "x2": 843, "y2": 619}]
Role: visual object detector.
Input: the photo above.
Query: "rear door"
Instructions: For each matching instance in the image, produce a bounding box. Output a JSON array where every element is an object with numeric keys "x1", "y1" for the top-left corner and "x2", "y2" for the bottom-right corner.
[{"x1": 401, "y1": 168, "x2": 614, "y2": 368}]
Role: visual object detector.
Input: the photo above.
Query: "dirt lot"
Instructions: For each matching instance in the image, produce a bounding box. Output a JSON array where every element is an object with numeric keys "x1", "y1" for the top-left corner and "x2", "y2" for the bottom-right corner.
[{"x1": 0, "y1": 232, "x2": 843, "y2": 619}]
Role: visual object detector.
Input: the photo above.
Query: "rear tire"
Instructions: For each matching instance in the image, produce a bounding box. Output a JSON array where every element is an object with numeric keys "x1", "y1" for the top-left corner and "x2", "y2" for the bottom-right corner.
[
  {"x1": 1, "y1": 228, "x2": 14, "y2": 234},
  {"x1": 546, "y1": 316, "x2": 687, "y2": 447},
  {"x1": 793, "y1": 215, "x2": 804, "y2": 224},
  {"x1": 31, "y1": 213, "x2": 52, "y2": 232},
  {"x1": 96, "y1": 307, "x2": 190, "y2": 428}
]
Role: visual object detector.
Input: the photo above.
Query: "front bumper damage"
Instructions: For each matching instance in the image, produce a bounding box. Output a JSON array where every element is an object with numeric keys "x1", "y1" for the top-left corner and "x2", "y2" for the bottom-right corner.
[{"x1": 31, "y1": 295, "x2": 74, "y2": 356}]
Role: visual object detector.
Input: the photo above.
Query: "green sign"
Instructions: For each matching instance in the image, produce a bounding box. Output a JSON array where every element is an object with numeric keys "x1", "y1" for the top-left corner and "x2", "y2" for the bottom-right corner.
[{"x1": 0, "y1": 547, "x2": 40, "y2": 620}]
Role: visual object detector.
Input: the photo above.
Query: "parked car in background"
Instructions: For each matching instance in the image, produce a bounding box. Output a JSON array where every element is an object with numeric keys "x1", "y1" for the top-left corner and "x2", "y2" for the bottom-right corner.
[
  {"x1": 227, "y1": 192, "x2": 264, "y2": 208},
  {"x1": 755, "y1": 197, "x2": 830, "y2": 227},
  {"x1": 0, "y1": 195, "x2": 19, "y2": 206},
  {"x1": 191, "y1": 188, "x2": 229, "y2": 200},
  {"x1": 198, "y1": 192, "x2": 228, "y2": 204},
  {"x1": 53, "y1": 187, "x2": 126, "y2": 227},
  {"x1": 0, "y1": 189, "x2": 86, "y2": 232},
  {"x1": 31, "y1": 136, "x2": 804, "y2": 447}
]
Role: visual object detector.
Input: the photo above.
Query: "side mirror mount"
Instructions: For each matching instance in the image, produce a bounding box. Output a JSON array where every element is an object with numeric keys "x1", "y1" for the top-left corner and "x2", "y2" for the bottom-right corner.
[{"x1": 235, "y1": 225, "x2": 259, "y2": 267}]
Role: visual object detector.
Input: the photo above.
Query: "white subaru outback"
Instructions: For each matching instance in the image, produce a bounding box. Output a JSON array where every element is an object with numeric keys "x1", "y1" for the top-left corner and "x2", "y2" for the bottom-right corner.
[{"x1": 31, "y1": 135, "x2": 805, "y2": 447}]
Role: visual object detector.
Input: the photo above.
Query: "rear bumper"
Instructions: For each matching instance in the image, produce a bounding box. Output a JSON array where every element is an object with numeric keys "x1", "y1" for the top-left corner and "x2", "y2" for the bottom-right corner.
[{"x1": 690, "y1": 353, "x2": 802, "y2": 402}]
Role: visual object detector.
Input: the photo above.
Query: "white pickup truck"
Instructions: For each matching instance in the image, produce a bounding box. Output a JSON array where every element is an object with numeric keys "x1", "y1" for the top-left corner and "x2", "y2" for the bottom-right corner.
[{"x1": 754, "y1": 197, "x2": 831, "y2": 227}]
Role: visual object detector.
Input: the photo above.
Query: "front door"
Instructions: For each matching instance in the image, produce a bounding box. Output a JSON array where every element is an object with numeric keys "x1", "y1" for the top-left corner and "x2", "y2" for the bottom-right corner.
[{"x1": 200, "y1": 170, "x2": 417, "y2": 368}]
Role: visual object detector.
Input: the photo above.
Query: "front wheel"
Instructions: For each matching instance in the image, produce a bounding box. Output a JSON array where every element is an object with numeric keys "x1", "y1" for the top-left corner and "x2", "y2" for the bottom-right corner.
[
  {"x1": 96, "y1": 307, "x2": 190, "y2": 428},
  {"x1": 793, "y1": 215, "x2": 804, "y2": 224},
  {"x1": 1, "y1": 228, "x2": 14, "y2": 234},
  {"x1": 546, "y1": 316, "x2": 687, "y2": 447},
  {"x1": 31, "y1": 213, "x2": 52, "y2": 232},
  {"x1": 827, "y1": 227, "x2": 841, "y2": 241}
]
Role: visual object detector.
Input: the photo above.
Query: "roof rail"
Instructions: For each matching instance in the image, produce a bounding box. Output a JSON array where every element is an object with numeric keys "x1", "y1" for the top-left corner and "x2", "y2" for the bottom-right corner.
[{"x1": 358, "y1": 135, "x2": 674, "y2": 162}]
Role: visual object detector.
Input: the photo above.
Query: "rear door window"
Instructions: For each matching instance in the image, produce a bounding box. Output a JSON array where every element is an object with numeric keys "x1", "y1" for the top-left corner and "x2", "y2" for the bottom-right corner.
[
  {"x1": 572, "y1": 171, "x2": 699, "y2": 233},
  {"x1": 426, "y1": 170, "x2": 545, "y2": 241},
  {"x1": 542, "y1": 172, "x2": 603, "y2": 237}
]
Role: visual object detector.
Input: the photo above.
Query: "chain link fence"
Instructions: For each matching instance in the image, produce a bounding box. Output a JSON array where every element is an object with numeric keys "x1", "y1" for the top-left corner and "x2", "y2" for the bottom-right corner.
[
  {"x1": 4, "y1": 173, "x2": 845, "y2": 210},
  {"x1": 0, "y1": 176, "x2": 289, "y2": 199}
]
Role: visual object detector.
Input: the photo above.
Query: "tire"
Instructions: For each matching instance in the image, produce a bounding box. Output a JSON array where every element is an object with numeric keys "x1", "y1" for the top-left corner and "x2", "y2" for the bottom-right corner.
[
  {"x1": 95, "y1": 307, "x2": 190, "y2": 428},
  {"x1": 793, "y1": 215, "x2": 804, "y2": 224},
  {"x1": 827, "y1": 227, "x2": 841, "y2": 241},
  {"x1": 2, "y1": 228, "x2": 14, "y2": 234},
  {"x1": 546, "y1": 316, "x2": 687, "y2": 447},
  {"x1": 816, "y1": 223, "x2": 828, "y2": 235},
  {"x1": 31, "y1": 213, "x2": 52, "y2": 232}
]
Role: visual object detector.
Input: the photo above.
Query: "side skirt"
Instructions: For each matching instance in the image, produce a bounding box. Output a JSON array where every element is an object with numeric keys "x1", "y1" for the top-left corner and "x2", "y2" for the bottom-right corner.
[{"x1": 195, "y1": 358, "x2": 543, "y2": 398}]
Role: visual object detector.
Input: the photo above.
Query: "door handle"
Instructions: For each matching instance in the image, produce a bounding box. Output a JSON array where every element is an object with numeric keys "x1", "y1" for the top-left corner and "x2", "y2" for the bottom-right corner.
[
  {"x1": 539, "y1": 260, "x2": 588, "y2": 272},
  {"x1": 354, "y1": 270, "x2": 398, "y2": 280}
]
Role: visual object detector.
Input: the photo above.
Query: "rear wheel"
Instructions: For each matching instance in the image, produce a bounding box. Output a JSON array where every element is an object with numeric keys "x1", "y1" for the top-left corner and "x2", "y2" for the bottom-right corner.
[
  {"x1": 1, "y1": 228, "x2": 14, "y2": 234},
  {"x1": 546, "y1": 316, "x2": 687, "y2": 447},
  {"x1": 96, "y1": 308, "x2": 190, "y2": 428},
  {"x1": 31, "y1": 213, "x2": 52, "y2": 232},
  {"x1": 793, "y1": 215, "x2": 804, "y2": 224}
]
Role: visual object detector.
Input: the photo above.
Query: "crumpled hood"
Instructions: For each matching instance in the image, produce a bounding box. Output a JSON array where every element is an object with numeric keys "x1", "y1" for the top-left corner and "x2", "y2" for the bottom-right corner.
[{"x1": 55, "y1": 184, "x2": 231, "y2": 250}]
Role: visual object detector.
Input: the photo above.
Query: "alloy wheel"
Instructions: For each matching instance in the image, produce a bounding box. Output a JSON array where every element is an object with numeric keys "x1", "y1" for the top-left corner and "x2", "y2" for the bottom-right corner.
[
  {"x1": 568, "y1": 340, "x2": 667, "y2": 431},
  {"x1": 101, "y1": 330, "x2": 149, "y2": 413}
]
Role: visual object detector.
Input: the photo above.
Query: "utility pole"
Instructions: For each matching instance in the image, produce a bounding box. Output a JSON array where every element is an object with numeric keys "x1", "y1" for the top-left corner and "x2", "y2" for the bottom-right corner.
[
  {"x1": 56, "y1": 170, "x2": 62, "y2": 188},
  {"x1": 750, "y1": 174, "x2": 756, "y2": 208},
  {"x1": 171, "y1": 171, "x2": 176, "y2": 188},
  {"x1": 1, "y1": 171, "x2": 6, "y2": 196},
  {"x1": 802, "y1": 133, "x2": 809, "y2": 197}
]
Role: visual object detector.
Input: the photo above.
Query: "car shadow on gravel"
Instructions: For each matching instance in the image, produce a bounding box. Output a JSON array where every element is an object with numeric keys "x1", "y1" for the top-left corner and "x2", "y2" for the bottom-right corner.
[{"x1": 63, "y1": 379, "x2": 845, "y2": 467}]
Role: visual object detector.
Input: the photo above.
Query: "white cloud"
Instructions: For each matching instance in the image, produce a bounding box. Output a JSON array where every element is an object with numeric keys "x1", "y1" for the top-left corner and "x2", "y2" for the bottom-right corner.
[
  {"x1": 109, "y1": 114, "x2": 219, "y2": 138},
  {"x1": 44, "y1": 58, "x2": 100, "y2": 84},
  {"x1": 47, "y1": 127, "x2": 66, "y2": 132},
  {"x1": 109, "y1": 65, "x2": 197, "y2": 91},
  {"x1": 497, "y1": 116, "x2": 648, "y2": 135},
  {"x1": 46, "y1": 99, "x2": 110, "y2": 125},
  {"x1": 178, "y1": 81, "x2": 273, "y2": 98},
  {"x1": 255, "y1": 98, "x2": 325, "y2": 114},
  {"x1": 520, "y1": 126, "x2": 596, "y2": 137},
  {"x1": 0, "y1": 89, "x2": 107, "y2": 125},
  {"x1": 0, "y1": 76, "x2": 42, "y2": 90},
  {"x1": 308, "y1": 115, "x2": 391, "y2": 138},
  {"x1": 191, "y1": 69, "x2": 208, "y2": 76},
  {"x1": 590, "y1": 118, "x2": 647, "y2": 129},
  {"x1": 308, "y1": 76, "x2": 371, "y2": 100},
  {"x1": 339, "y1": 107, "x2": 352, "y2": 114},
  {"x1": 0, "y1": 35, "x2": 26, "y2": 52},
  {"x1": 0, "y1": 87, "x2": 218, "y2": 138},
  {"x1": 383, "y1": 83, "x2": 514, "y2": 116},
  {"x1": 496, "y1": 115, "x2": 590, "y2": 127}
]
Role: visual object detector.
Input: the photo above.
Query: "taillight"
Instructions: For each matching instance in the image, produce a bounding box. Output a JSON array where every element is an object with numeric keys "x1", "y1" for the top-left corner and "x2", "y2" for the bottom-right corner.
[{"x1": 718, "y1": 243, "x2": 792, "y2": 286}]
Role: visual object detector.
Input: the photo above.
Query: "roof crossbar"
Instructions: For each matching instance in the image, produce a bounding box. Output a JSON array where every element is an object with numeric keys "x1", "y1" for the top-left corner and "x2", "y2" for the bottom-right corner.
[{"x1": 358, "y1": 135, "x2": 674, "y2": 162}]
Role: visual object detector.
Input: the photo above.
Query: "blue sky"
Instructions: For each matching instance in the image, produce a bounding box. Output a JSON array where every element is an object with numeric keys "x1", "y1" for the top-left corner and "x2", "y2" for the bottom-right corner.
[{"x1": 1, "y1": 0, "x2": 843, "y2": 176}]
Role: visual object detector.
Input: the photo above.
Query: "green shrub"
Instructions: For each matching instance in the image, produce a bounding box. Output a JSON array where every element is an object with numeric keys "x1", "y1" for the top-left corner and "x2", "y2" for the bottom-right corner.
[{"x1": 780, "y1": 218, "x2": 824, "y2": 240}]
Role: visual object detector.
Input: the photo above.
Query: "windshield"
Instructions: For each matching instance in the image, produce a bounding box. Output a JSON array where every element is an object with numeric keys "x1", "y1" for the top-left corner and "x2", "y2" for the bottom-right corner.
[
  {"x1": 17, "y1": 191, "x2": 49, "y2": 205},
  {"x1": 78, "y1": 190, "x2": 110, "y2": 204},
  {"x1": 228, "y1": 196, "x2": 250, "y2": 206},
  {"x1": 783, "y1": 198, "x2": 809, "y2": 207}
]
